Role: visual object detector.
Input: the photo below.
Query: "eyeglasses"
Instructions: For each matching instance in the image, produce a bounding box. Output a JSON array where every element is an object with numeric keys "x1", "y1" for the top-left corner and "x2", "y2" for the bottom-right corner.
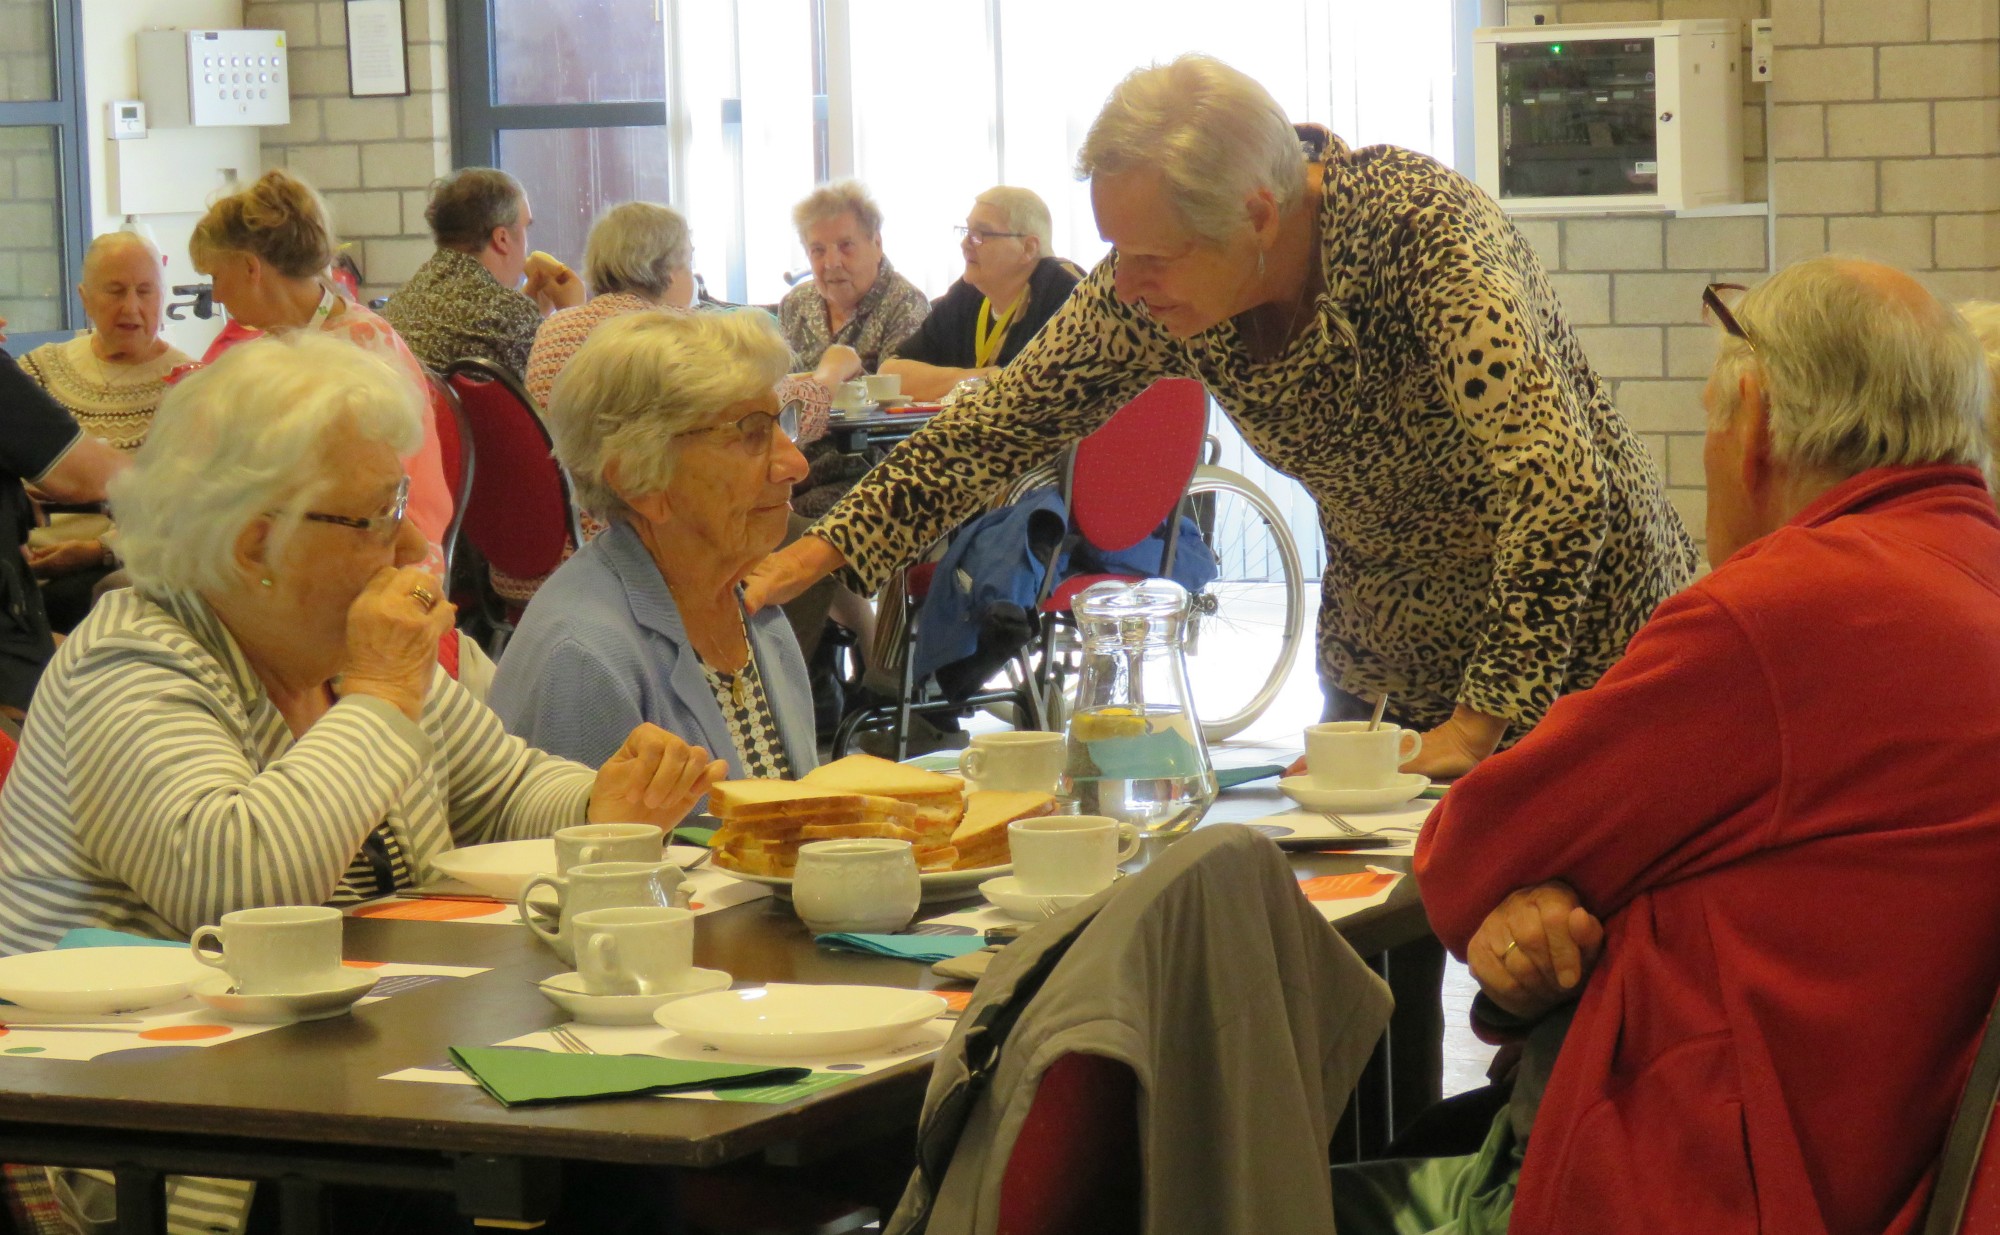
[
  {"x1": 955, "y1": 226, "x2": 1028, "y2": 247},
  {"x1": 675, "y1": 400, "x2": 803, "y2": 454},
  {"x1": 1701, "y1": 283, "x2": 1757, "y2": 353},
  {"x1": 302, "y1": 475, "x2": 410, "y2": 543}
]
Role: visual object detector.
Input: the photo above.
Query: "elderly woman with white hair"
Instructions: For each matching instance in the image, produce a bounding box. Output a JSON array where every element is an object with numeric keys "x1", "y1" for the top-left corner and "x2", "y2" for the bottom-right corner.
[
  {"x1": 881, "y1": 186, "x2": 1085, "y2": 400},
  {"x1": 524, "y1": 200, "x2": 699, "y2": 408},
  {"x1": 489, "y1": 311, "x2": 817, "y2": 776},
  {"x1": 778, "y1": 180, "x2": 929, "y2": 374},
  {"x1": 753, "y1": 55, "x2": 1696, "y2": 778},
  {"x1": 0, "y1": 332, "x2": 725, "y2": 955}
]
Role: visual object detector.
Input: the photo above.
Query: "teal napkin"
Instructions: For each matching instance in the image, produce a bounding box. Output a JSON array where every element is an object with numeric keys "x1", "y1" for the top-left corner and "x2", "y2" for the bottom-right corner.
[
  {"x1": 449, "y1": 1045, "x2": 809, "y2": 1108},
  {"x1": 815, "y1": 933, "x2": 988, "y2": 963},
  {"x1": 1215, "y1": 764, "x2": 1286, "y2": 790},
  {"x1": 672, "y1": 823, "x2": 718, "y2": 848},
  {"x1": 58, "y1": 929, "x2": 186, "y2": 950}
]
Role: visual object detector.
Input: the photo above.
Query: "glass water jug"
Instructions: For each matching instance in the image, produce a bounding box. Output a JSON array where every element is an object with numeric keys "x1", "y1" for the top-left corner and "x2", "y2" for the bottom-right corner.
[{"x1": 1063, "y1": 579, "x2": 1218, "y2": 835}]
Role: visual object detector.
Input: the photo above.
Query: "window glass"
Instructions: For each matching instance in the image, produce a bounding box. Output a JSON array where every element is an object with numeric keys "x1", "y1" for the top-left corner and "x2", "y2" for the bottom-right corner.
[
  {"x1": 0, "y1": 0, "x2": 56, "y2": 102},
  {"x1": 0, "y1": 125, "x2": 64, "y2": 333},
  {"x1": 492, "y1": 0, "x2": 664, "y2": 105},
  {"x1": 497, "y1": 126, "x2": 672, "y2": 273}
]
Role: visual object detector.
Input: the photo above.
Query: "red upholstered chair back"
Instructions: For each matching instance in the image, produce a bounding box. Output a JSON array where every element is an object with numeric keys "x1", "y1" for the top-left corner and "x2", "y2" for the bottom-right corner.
[
  {"x1": 1921, "y1": 989, "x2": 2000, "y2": 1234},
  {"x1": 444, "y1": 359, "x2": 581, "y2": 582},
  {"x1": 0, "y1": 730, "x2": 15, "y2": 787},
  {"x1": 1069, "y1": 379, "x2": 1206, "y2": 553},
  {"x1": 995, "y1": 1053, "x2": 1141, "y2": 1235},
  {"x1": 424, "y1": 370, "x2": 473, "y2": 577}
]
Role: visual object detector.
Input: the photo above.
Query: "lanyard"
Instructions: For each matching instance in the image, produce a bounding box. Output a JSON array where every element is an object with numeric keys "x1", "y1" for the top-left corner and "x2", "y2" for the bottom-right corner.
[
  {"x1": 972, "y1": 288, "x2": 1028, "y2": 369},
  {"x1": 313, "y1": 283, "x2": 340, "y2": 324}
]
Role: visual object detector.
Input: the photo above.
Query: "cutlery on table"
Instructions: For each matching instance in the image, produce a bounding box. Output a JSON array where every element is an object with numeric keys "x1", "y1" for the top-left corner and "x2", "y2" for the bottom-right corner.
[{"x1": 549, "y1": 1025, "x2": 596, "y2": 1055}]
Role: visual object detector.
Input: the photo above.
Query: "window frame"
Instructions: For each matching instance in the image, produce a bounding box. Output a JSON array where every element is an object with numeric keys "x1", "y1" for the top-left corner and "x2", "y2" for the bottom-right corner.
[{"x1": 2, "y1": 0, "x2": 93, "y2": 354}]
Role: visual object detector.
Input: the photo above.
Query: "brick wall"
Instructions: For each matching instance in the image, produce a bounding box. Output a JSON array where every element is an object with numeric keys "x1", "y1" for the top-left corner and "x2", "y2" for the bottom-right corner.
[
  {"x1": 1497, "y1": 0, "x2": 1998, "y2": 552},
  {"x1": 241, "y1": 0, "x2": 450, "y2": 300},
  {"x1": 0, "y1": 0, "x2": 64, "y2": 333}
]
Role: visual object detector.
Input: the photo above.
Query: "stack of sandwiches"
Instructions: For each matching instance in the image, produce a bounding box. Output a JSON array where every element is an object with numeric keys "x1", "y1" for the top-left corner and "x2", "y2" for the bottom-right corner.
[{"x1": 707, "y1": 753, "x2": 1063, "y2": 877}]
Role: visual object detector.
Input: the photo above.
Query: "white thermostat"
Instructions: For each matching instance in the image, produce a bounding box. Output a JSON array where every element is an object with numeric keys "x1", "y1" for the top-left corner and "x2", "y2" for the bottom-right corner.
[
  {"x1": 137, "y1": 29, "x2": 291, "y2": 128},
  {"x1": 108, "y1": 100, "x2": 147, "y2": 139}
]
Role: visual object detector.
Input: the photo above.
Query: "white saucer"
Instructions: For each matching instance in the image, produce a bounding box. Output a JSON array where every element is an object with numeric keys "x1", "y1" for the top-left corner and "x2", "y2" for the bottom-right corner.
[
  {"x1": 190, "y1": 970, "x2": 378, "y2": 1024},
  {"x1": 654, "y1": 984, "x2": 946, "y2": 1057},
  {"x1": 536, "y1": 967, "x2": 732, "y2": 1026},
  {"x1": 1279, "y1": 773, "x2": 1430, "y2": 814},
  {"x1": 978, "y1": 876, "x2": 1096, "y2": 922}
]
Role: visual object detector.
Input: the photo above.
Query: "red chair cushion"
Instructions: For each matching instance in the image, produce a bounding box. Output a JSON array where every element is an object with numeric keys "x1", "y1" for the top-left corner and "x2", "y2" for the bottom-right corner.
[
  {"x1": 1069, "y1": 379, "x2": 1206, "y2": 553},
  {"x1": 447, "y1": 365, "x2": 573, "y2": 580},
  {"x1": 1959, "y1": 1116, "x2": 2000, "y2": 1233},
  {"x1": 906, "y1": 561, "x2": 940, "y2": 602},
  {"x1": 998, "y1": 1053, "x2": 1141, "y2": 1235},
  {"x1": 1038, "y1": 573, "x2": 1144, "y2": 615},
  {"x1": 428, "y1": 377, "x2": 470, "y2": 508},
  {"x1": 0, "y1": 731, "x2": 15, "y2": 786}
]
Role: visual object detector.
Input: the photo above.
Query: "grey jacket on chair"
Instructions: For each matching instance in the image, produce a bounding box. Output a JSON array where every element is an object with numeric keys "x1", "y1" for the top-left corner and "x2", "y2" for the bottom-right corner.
[{"x1": 891, "y1": 825, "x2": 1395, "y2": 1235}]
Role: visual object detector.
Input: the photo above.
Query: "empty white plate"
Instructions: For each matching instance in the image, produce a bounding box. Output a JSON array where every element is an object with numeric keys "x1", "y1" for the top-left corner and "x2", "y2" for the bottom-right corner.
[
  {"x1": 536, "y1": 967, "x2": 731, "y2": 1026},
  {"x1": 979, "y1": 876, "x2": 1095, "y2": 923},
  {"x1": 0, "y1": 946, "x2": 213, "y2": 1014},
  {"x1": 1279, "y1": 774, "x2": 1430, "y2": 814},
  {"x1": 190, "y1": 969, "x2": 378, "y2": 1024},
  {"x1": 654, "y1": 984, "x2": 946, "y2": 1057},
  {"x1": 427, "y1": 839, "x2": 706, "y2": 899}
]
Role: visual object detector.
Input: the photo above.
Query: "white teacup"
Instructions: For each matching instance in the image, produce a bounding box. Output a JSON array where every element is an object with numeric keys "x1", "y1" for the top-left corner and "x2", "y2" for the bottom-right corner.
[
  {"x1": 863, "y1": 372, "x2": 902, "y2": 403},
  {"x1": 832, "y1": 380, "x2": 869, "y2": 411},
  {"x1": 572, "y1": 906, "x2": 695, "y2": 997},
  {"x1": 1305, "y1": 721, "x2": 1422, "y2": 790},
  {"x1": 554, "y1": 823, "x2": 663, "y2": 874},
  {"x1": 959, "y1": 731, "x2": 1067, "y2": 794},
  {"x1": 1008, "y1": 815, "x2": 1141, "y2": 897},
  {"x1": 519, "y1": 860, "x2": 689, "y2": 965},
  {"x1": 190, "y1": 906, "x2": 346, "y2": 996},
  {"x1": 792, "y1": 839, "x2": 921, "y2": 935}
]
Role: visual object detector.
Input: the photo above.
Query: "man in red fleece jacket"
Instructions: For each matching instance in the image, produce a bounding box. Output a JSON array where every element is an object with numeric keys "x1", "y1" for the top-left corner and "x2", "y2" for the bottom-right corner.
[{"x1": 1338, "y1": 258, "x2": 2000, "y2": 1235}]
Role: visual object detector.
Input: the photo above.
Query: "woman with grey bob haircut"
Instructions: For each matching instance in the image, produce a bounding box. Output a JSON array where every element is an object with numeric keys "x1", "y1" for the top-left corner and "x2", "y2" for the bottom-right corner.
[
  {"x1": 491, "y1": 310, "x2": 821, "y2": 784},
  {"x1": 584, "y1": 201, "x2": 694, "y2": 301}
]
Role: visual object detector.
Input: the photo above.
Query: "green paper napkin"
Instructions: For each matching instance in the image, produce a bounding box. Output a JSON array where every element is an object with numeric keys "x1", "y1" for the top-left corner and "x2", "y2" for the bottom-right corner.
[
  {"x1": 449, "y1": 1045, "x2": 809, "y2": 1108},
  {"x1": 815, "y1": 933, "x2": 989, "y2": 963},
  {"x1": 672, "y1": 823, "x2": 718, "y2": 847},
  {"x1": 1215, "y1": 764, "x2": 1286, "y2": 790}
]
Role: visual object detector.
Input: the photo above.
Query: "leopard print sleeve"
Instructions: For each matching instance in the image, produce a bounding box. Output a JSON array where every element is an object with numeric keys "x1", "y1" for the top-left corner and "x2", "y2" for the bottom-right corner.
[
  {"x1": 812, "y1": 261, "x2": 1172, "y2": 593},
  {"x1": 1402, "y1": 208, "x2": 1612, "y2": 727}
]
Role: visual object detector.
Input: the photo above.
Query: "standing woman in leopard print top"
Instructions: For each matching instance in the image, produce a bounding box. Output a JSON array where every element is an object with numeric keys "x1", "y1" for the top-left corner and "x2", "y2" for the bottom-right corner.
[{"x1": 748, "y1": 54, "x2": 1698, "y2": 779}]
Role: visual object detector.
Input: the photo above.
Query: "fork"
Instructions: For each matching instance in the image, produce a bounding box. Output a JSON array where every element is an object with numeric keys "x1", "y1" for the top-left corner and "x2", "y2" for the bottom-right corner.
[
  {"x1": 549, "y1": 1025, "x2": 596, "y2": 1055},
  {"x1": 1320, "y1": 813, "x2": 1423, "y2": 838}
]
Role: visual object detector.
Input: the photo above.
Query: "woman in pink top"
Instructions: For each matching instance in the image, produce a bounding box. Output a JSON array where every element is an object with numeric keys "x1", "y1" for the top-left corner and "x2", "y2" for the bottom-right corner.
[{"x1": 190, "y1": 170, "x2": 452, "y2": 550}]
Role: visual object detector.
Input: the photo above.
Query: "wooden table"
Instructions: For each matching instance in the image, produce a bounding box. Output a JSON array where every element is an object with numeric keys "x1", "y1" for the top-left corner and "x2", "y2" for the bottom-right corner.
[{"x1": 0, "y1": 790, "x2": 1429, "y2": 1232}]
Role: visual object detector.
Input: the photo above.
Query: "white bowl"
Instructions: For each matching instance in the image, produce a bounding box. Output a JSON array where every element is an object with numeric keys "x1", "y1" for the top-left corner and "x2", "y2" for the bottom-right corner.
[
  {"x1": 653, "y1": 984, "x2": 946, "y2": 1057},
  {"x1": 0, "y1": 946, "x2": 213, "y2": 1014},
  {"x1": 190, "y1": 969, "x2": 378, "y2": 1024},
  {"x1": 537, "y1": 968, "x2": 731, "y2": 1026},
  {"x1": 1278, "y1": 773, "x2": 1430, "y2": 814}
]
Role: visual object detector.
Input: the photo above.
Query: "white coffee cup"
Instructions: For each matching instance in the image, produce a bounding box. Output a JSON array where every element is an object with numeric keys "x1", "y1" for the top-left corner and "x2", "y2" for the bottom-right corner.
[
  {"x1": 554, "y1": 823, "x2": 663, "y2": 874},
  {"x1": 958, "y1": 731, "x2": 1067, "y2": 794},
  {"x1": 792, "y1": 839, "x2": 921, "y2": 935},
  {"x1": 1305, "y1": 721, "x2": 1423, "y2": 790},
  {"x1": 1008, "y1": 815, "x2": 1141, "y2": 897},
  {"x1": 519, "y1": 860, "x2": 689, "y2": 965},
  {"x1": 833, "y1": 380, "x2": 869, "y2": 411},
  {"x1": 572, "y1": 906, "x2": 695, "y2": 997},
  {"x1": 863, "y1": 372, "x2": 902, "y2": 403},
  {"x1": 190, "y1": 905, "x2": 346, "y2": 996}
]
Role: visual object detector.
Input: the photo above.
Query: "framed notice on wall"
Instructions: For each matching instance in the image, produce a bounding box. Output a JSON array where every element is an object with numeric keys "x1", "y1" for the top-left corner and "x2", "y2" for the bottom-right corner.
[{"x1": 346, "y1": 0, "x2": 411, "y2": 98}]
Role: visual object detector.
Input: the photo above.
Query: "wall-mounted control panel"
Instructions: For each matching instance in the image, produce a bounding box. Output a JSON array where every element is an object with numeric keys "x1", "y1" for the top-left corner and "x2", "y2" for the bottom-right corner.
[{"x1": 137, "y1": 29, "x2": 291, "y2": 128}]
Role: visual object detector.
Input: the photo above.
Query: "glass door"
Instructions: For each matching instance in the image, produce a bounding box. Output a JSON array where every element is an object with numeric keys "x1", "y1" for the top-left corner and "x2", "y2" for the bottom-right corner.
[{"x1": 0, "y1": 0, "x2": 89, "y2": 353}]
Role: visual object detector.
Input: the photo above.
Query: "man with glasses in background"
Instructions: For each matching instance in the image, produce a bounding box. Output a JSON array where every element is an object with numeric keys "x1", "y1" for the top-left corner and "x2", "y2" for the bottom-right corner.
[{"x1": 881, "y1": 187, "x2": 1085, "y2": 401}]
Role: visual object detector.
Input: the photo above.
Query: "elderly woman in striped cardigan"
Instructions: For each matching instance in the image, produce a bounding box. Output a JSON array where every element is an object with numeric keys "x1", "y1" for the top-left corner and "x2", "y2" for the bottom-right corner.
[{"x1": 0, "y1": 331, "x2": 725, "y2": 955}]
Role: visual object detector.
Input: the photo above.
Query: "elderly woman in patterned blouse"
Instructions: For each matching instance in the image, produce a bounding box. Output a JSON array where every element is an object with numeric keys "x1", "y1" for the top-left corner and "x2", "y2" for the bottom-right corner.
[
  {"x1": 0, "y1": 332, "x2": 724, "y2": 954},
  {"x1": 490, "y1": 311, "x2": 818, "y2": 778},
  {"x1": 751, "y1": 54, "x2": 1697, "y2": 779}
]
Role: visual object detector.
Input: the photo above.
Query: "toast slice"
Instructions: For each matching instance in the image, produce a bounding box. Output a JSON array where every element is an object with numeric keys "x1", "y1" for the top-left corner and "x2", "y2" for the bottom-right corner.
[
  {"x1": 951, "y1": 790, "x2": 1057, "y2": 870},
  {"x1": 801, "y1": 754, "x2": 967, "y2": 837}
]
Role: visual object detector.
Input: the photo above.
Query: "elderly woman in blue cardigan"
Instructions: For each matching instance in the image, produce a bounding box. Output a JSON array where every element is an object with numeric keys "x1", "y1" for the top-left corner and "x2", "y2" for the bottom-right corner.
[{"x1": 491, "y1": 310, "x2": 818, "y2": 776}]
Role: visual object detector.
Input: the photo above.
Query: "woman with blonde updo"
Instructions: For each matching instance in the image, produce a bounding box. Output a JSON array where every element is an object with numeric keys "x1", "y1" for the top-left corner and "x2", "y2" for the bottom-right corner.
[{"x1": 190, "y1": 168, "x2": 453, "y2": 548}]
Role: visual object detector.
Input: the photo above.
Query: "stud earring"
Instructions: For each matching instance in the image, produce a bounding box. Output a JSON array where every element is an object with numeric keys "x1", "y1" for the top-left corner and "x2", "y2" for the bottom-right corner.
[{"x1": 260, "y1": 577, "x2": 273, "y2": 588}]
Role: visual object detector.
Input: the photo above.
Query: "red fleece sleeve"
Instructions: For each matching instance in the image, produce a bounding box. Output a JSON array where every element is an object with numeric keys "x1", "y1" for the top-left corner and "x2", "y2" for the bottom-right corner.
[{"x1": 1415, "y1": 586, "x2": 1783, "y2": 957}]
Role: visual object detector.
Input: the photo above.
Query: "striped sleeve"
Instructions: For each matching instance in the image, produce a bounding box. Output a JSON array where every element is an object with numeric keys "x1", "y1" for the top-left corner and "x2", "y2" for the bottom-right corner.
[
  {"x1": 428, "y1": 671, "x2": 597, "y2": 845},
  {"x1": 64, "y1": 651, "x2": 434, "y2": 937}
]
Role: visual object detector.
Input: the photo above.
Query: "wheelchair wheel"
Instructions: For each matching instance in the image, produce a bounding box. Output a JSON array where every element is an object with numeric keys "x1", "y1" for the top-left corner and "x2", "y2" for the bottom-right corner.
[{"x1": 1181, "y1": 466, "x2": 1306, "y2": 740}]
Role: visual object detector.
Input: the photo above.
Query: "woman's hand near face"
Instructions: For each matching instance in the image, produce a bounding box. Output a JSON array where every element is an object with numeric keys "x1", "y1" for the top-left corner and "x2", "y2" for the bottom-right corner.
[
  {"x1": 334, "y1": 565, "x2": 456, "y2": 720},
  {"x1": 742, "y1": 534, "x2": 846, "y2": 613},
  {"x1": 589, "y1": 724, "x2": 728, "y2": 828}
]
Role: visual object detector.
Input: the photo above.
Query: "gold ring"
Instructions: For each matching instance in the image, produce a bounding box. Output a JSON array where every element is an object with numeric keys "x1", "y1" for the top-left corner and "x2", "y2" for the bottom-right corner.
[
  {"x1": 410, "y1": 585, "x2": 437, "y2": 613},
  {"x1": 1502, "y1": 939, "x2": 1519, "y2": 957}
]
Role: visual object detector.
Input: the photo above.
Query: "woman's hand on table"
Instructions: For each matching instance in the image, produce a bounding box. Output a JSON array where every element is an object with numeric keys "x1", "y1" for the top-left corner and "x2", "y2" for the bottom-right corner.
[
  {"x1": 334, "y1": 565, "x2": 456, "y2": 721},
  {"x1": 589, "y1": 724, "x2": 728, "y2": 828},
  {"x1": 1469, "y1": 881, "x2": 1604, "y2": 1021},
  {"x1": 812, "y1": 345, "x2": 863, "y2": 388},
  {"x1": 742, "y1": 534, "x2": 846, "y2": 613},
  {"x1": 1404, "y1": 706, "x2": 1507, "y2": 779}
]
